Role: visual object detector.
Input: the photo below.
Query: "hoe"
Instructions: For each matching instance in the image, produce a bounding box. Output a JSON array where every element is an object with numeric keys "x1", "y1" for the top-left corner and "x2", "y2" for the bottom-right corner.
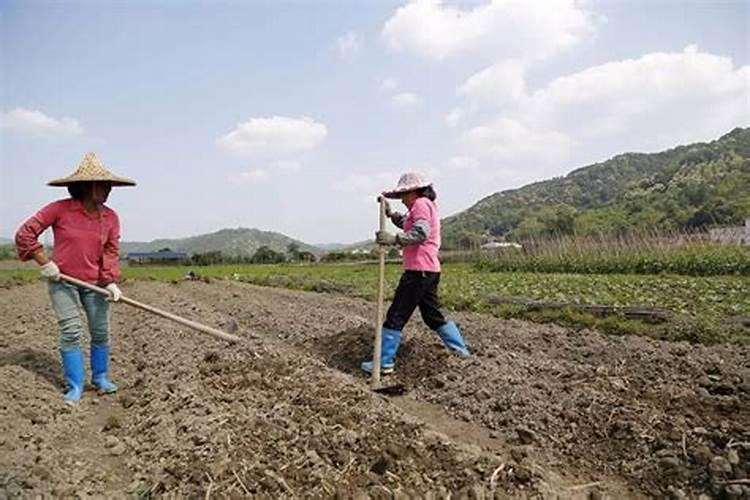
[
  {"x1": 59, "y1": 273, "x2": 242, "y2": 343},
  {"x1": 369, "y1": 197, "x2": 406, "y2": 396}
]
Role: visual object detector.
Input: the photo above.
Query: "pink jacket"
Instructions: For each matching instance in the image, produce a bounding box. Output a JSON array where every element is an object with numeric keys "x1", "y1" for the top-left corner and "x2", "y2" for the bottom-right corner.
[{"x1": 16, "y1": 198, "x2": 121, "y2": 284}]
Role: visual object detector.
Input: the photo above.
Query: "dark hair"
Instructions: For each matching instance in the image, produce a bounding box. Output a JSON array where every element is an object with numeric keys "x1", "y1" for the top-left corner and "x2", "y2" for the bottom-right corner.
[
  {"x1": 67, "y1": 182, "x2": 93, "y2": 201},
  {"x1": 416, "y1": 185, "x2": 437, "y2": 201}
]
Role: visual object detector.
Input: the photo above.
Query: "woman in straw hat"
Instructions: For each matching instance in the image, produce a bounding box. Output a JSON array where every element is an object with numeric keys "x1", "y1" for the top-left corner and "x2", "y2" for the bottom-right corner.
[
  {"x1": 15, "y1": 152, "x2": 135, "y2": 403},
  {"x1": 361, "y1": 172, "x2": 470, "y2": 374}
]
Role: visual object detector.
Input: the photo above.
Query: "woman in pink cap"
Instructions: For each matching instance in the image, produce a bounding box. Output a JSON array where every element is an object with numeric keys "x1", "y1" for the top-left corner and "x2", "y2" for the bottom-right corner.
[
  {"x1": 361, "y1": 172, "x2": 470, "y2": 374},
  {"x1": 15, "y1": 152, "x2": 134, "y2": 403}
]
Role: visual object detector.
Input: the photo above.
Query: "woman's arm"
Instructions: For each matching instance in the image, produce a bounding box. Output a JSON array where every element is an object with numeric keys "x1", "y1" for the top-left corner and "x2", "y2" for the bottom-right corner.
[
  {"x1": 389, "y1": 212, "x2": 406, "y2": 229},
  {"x1": 15, "y1": 203, "x2": 58, "y2": 262},
  {"x1": 99, "y1": 211, "x2": 122, "y2": 284},
  {"x1": 31, "y1": 248, "x2": 51, "y2": 265},
  {"x1": 396, "y1": 219, "x2": 431, "y2": 246}
]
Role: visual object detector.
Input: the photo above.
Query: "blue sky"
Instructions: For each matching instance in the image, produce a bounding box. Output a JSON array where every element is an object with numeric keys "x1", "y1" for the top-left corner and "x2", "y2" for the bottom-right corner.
[{"x1": 1, "y1": 0, "x2": 748, "y2": 244}]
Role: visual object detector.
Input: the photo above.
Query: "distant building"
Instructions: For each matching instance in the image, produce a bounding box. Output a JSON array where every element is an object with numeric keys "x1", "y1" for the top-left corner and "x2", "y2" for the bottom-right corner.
[
  {"x1": 480, "y1": 241, "x2": 522, "y2": 250},
  {"x1": 126, "y1": 248, "x2": 189, "y2": 264},
  {"x1": 709, "y1": 218, "x2": 750, "y2": 245}
]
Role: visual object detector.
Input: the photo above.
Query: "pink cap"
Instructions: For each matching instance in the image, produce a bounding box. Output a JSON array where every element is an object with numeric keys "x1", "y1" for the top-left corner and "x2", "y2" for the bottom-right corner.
[{"x1": 382, "y1": 172, "x2": 432, "y2": 199}]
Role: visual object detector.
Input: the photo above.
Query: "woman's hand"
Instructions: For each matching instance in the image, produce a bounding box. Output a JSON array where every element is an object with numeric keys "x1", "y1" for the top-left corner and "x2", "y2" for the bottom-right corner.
[
  {"x1": 105, "y1": 283, "x2": 123, "y2": 302},
  {"x1": 377, "y1": 196, "x2": 393, "y2": 217},
  {"x1": 375, "y1": 230, "x2": 398, "y2": 246},
  {"x1": 39, "y1": 261, "x2": 61, "y2": 281}
]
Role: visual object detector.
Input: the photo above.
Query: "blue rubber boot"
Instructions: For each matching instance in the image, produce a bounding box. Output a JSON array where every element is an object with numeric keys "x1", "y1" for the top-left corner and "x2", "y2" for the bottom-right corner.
[
  {"x1": 436, "y1": 321, "x2": 470, "y2": 355},
  {"x1": 361, "y1": 327, "x2": 401, "y2": 374},
  {"x1": 91, "y1": 345, "x2": 118, "y2": 394},
  {"x1": 61, "y1": 349, "x2": 85, "y2": 403}
]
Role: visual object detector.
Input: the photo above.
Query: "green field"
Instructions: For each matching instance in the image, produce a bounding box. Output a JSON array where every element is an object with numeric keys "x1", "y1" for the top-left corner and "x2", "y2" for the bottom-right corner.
[
  {"x1": 475, "y1": 241, "x2": 750, "y2": 276},
  {"x1": 2, "y1": 262, "x2": 747, "y2": 344}
]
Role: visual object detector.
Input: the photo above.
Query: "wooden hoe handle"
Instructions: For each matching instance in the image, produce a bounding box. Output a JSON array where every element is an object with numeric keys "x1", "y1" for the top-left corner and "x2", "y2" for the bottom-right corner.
[
  {"x1": 372, "y1": 197, "x2": 387, "y2": 386},
  {"x1": 59, "y1": 273, "x2": 242, "y2": 344}
]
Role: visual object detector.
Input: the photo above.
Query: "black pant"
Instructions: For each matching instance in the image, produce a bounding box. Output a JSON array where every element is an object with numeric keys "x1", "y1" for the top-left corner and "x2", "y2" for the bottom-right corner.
[{"x1": 384, "y1": 271, "x2": 447, "y2": 331}]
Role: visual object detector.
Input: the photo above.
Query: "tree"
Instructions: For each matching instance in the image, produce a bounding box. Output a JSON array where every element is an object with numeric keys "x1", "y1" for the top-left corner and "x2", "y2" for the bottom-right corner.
[
  {"x1": 489, "y1": 221, "x2": 512, "y2": 237},
  {"x1": 286, "y1": 242, "x2": 301, "y2": 261},
  {"x1": 251, "y1": 246, "x2": 286, "y2": 264},
  {"x1": 321, "y1": 251, "x2": 348, "y2": 262},
  {"x1": 297, "y1": 251, "x2": 317, "y2": 263},
  {"x1": 538, "y1": 205, "x2": 577, "y2": 236},
  {"x1": 686, "y1": 200, "x2": 735, "y2": 228},
  {"x1": 191, "y1": 251, "x2": 223, "y2": 266},
  {"x1": 453, "y1": 231, "x2": 481, "y2": 251}
]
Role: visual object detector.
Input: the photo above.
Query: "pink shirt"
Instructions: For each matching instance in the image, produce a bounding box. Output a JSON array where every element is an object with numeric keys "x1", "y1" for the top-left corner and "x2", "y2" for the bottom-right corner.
[
  {"x1": 15, "y1": 198, "x2": 122, "y2": 285},
  {"x1": 402, "y1": 197, "x2": 441, "y2": 273}
]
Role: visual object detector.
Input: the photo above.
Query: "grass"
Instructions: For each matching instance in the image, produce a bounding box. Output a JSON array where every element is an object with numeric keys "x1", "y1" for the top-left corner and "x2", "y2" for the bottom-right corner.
[
  {"x1": 474, "y1": 232, "x2": 750, "y2": 276},
  {"x1": 2, "y1": 261, "x2": 747, "y2": 344}
]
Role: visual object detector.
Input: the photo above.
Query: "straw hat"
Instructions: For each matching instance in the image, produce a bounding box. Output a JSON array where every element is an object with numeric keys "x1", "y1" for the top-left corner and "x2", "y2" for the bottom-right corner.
[
  {"x1": 382, "y1": 172, "x2": 431, "y2": 199},
  {"x1": 47, "y1": 152, "x2": 136, "y2": 187}
]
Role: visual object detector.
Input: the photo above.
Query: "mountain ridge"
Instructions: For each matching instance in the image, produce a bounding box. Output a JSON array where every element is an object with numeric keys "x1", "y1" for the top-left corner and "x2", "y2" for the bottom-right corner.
[
  {"x1": 121, "y1": 227, "x2": 321, "y2": 257},
  {"x1": 442, "y1": 127, "x2": 750, "y2": 246}
]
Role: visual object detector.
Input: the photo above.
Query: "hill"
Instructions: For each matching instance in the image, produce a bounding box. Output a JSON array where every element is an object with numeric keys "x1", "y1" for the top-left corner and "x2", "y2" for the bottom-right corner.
[
  {"x1": 122, "y1": 227, "x2": 321, "y2": 258},
  {"x1": 442, "y1": 128, "x2": 750, "y2": 247}
]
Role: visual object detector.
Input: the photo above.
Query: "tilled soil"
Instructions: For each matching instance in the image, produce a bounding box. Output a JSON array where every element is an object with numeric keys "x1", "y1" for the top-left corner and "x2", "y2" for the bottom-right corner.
[{"x1": 0, "y1": 279, "x2": 748, "y2": 499}]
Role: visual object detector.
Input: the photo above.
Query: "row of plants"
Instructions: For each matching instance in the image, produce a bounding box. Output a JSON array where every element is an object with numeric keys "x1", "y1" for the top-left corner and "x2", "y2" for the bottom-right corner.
[{"x1": 474, "y1": 231, "x2": 749, "y2": 276}]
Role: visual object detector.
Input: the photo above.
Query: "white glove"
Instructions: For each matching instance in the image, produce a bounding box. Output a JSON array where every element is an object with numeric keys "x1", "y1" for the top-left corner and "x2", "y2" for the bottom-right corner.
[
  {"x1": 39, "y1": 261, "x2": 61, "y2": 281},
  {"x1": 375, "y1": 230, "x2": 398, "y2": 246},
  {"x1": 105, "y1": 283, "x2": 123, "y2": 302}
]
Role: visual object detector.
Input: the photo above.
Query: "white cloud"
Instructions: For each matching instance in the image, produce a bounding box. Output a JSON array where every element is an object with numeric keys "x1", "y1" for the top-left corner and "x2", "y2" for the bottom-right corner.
[
  {"x1": 382, "y1": 0, "x2": 594, "y2": 62},
  {"x1": 458, "y1": 59, "x2": 526, "y2": 104},
  {"x1": 238, "y1": 169, "x2": 270, "y2": 183},
  {"x1": 445, "y1": 107, "x2": 465, "y2": 127},
  {"x1": 0, "y1": 107, "x2": 83, "y2": 136},
  {"x1": 463, "y1": 117, "x2": 571, "y2": 160},
  {"x1": 392, "y1": 92, "x2": 420, "y2": 107},
  {"x1": 381, "y1": 77, "x2": 398, "y2": 92},
  {"x1": 216, "y1": 116, "x2": 327, "y2": 157},
  {"x1": 447, "y1": 156, "x2": 478, "y2": 170},
  {"x1": 272, "y1": 160, "x2": 302, "y2": 171},
  {"x1": 335, "y1": 172, "x2": 398, "y2": 197},
  {"x1": 462, "y1": 47, "x2": 750, "y2": 165},
  {"x1": 336, "y1": 31, "x2": 362, "y2": 58}
]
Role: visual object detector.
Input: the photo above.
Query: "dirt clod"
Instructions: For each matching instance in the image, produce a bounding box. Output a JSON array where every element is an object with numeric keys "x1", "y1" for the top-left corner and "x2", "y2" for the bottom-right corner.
[
  {"x1": 103, "y1": 415, "x2": 121, "y2": 431},
  {"x1": 511, "y1": 445, "x2": 532, "y2": 462},
  {"x1": 515, "y1": 425, "x2": 537, "y2": 445},
  {"x1": 725, "y1": 484, "x2": 744, "y2": 499},
  {"x1": 709, "y1": 456, "x2": 733, "y2": 478},
  {"x1": 370, "y1": 455, "x2": 390, "y2": 475},
  {"x1": 588, "y1": 490, "x2": 604, "y2": 500}
]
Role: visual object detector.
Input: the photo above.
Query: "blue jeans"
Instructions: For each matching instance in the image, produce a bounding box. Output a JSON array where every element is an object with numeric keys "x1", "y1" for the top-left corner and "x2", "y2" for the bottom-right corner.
[{"x1": 48, "y1": 281, "x2": 110, "y2": 352}]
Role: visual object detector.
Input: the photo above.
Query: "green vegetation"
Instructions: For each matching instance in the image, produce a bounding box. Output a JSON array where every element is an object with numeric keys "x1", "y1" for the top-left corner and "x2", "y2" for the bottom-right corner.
[
  {"x1": 320, "y1": 247, "x2": 399, "y2": 262},
  {"x1": 2, "y1": 262, "x2": 746, "y2": 343},
  {"x1": 476, "y1": 234, "x2": 749, "y2": 276},
  {"x1": 132, "y1": 243, "x2": 317, "y2": 266},
  {"x1": 0, "y1": 245, "x2": 15, "y2": 260},
  {"x1": 443, "y1": 127, "x2": 750, "y2": 246}
]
